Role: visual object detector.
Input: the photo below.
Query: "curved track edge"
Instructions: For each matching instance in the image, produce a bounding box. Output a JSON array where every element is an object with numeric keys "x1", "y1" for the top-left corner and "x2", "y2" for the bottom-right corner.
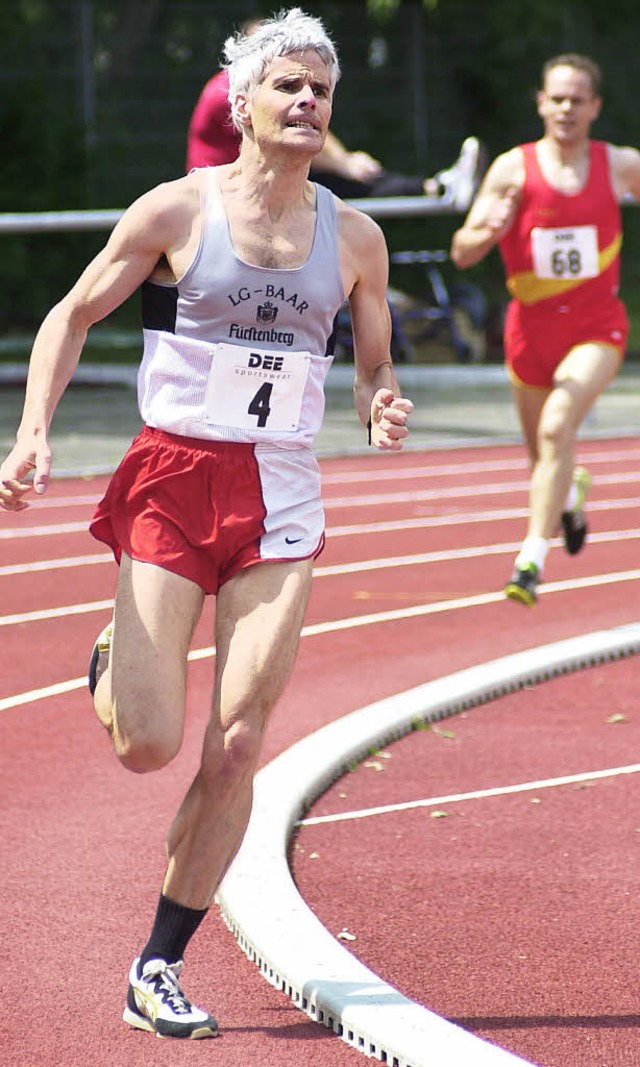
[{"x1": 216, "y1": 623, "x2": 640, "y2": 1067}]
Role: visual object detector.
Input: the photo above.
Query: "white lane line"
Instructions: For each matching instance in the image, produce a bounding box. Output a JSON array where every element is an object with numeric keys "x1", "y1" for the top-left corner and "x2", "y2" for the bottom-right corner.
[
  {"x1": 2, "y1": 562, "x2": 640, "y2": 632},
  {"x1": 3, "y1": 477, "x2": 639, "y2": 540},
  {"x1": 3, "y1": 554, "x2": 640, "y2": 630},
  {"x1": 0, "y1": 645, "x2": 206, "y2": 714},
  {"x1": 314, "y1": 529, "x2": 640, "y2": 578},
  {"x1": 301, "y1": 569, "x2": 640, "y2": 637},
  {"x1": 0, "y1": 553, "x2": 112, "y2": 577},
  {"x1": 3, "y1": 569, "x2": 640, "y2": 713},
  {"x1": 321, "y1": 447, "x2": 640, "y2": 485},
  {"x1": 323, "y1": 459, "x2": 531, "y2": 485},
  {"x1": 329, "y1": 496, "x2": 640, "y2": 537},
  {"x1": 3, "y1": 524, "x2": 639, "y2": 582},
  {"x1": 0, "y1": 678, "x2": 88, "y2": 710},
  {"x1": 18, "y1": 446, "x2": 640, "y2": 502},
  {"x1": 0, "y1": 521, "x2": 88, "y2": 540},
  {"x1": 14, "y1": 493, "x2": 102, "y2": 510},
  {"x1": 0, "y1": 509, "x2": 542, "y2": 558},
  {"x1": 0, "y1": 599, "x2": 113, "y2": 627},
  {"x1": 217, "y1": 625, "x2": 640, "y2": 1067},
  {"x1": 324, "y1": 470, "x2": 640, "y2": 510},
  {"x1": 299, "y1": 763, "x2": 640, "y2": 826}
]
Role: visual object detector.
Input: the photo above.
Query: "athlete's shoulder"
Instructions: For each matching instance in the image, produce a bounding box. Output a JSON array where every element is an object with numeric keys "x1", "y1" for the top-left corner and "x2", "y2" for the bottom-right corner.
[
  {"x1": 494, "y1": 145, "x2": 527, "y2": 182},
  {"x1": 330, "y1": 194, "x2": 388, "y2": 296},
  {"x1": 605, "y1": 142, "x2": 640, "y2": 202},
  {"x1": 333, "y1": 194, "x2": 385, "y2": 247},
  {"x1": 477, "y1": 144, "x2": 525, "y2": 200},
  {"x1": 133, "y1": 172, "x2": 200, "y2": 220},
  {"x1": 111, "y1": 173, "x2": 202, "y2": 256}
]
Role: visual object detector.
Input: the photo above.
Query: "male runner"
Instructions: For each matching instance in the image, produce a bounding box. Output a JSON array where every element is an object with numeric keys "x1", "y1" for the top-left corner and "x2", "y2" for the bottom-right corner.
[
  {"x1": 0, "y1": 7, "x2": 412, "y2": 1037},
  {"x1": 451, "y1": 52, "x2": 640, "y2": 604}
]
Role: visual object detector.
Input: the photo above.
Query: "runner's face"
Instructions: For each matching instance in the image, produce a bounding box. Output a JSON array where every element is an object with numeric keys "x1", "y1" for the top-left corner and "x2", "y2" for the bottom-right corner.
[
  {"x1": 243, "y1": 51, "x2": 333, "y2": 153},
  {"x1": 537, "y1": 66, "x2": 601, "y2": 144}
]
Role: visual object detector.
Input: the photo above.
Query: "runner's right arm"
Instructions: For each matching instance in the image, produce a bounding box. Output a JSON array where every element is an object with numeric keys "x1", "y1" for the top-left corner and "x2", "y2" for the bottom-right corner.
[
  {"x1": 0, "y1": 179, "x2": 197, "y2": 509},
  {"x1": 450, "y1": 148, "x2": 523, "y2": 269}
]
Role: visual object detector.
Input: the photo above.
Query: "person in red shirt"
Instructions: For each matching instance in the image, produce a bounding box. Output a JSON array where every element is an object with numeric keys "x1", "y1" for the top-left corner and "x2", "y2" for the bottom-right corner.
[
  {"x1": 451, "y1": 53, "x2": 640, "y2": 606},
  {"x1": 186, "y1": 65, "x2": 243, "y2": 169},
  {"x1": 186, "y1": 21, "x2": 485, "y2": 211}
]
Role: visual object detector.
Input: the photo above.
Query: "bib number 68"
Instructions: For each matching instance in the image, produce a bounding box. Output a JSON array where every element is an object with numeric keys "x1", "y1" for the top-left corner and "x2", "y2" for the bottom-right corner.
[{"x1": 551, "y1": 247, "x2": 582, "y2": 276}]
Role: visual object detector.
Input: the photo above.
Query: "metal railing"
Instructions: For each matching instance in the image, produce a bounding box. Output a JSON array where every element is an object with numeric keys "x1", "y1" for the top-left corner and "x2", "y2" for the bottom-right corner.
[
  {"x1": 0, "y1": 195, "x2": 459, "y2": 235},
  {"x1": 0, "y1": 197, "x2": 471, "y2": 364},
  {"x1": 2, "y1": 183, "x2": 636, "y2": 234}
]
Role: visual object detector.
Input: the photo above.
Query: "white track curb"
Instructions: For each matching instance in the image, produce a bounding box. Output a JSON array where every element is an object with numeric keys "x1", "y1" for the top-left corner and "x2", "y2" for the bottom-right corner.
[{"x1": 217, "y1": 623, "x2": 640, "y2": 1067}]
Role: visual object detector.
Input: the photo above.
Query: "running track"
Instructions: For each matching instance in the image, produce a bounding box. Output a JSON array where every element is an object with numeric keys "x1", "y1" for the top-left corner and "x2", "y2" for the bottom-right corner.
[{"x1": 2, "y1": 437, "x2": 639, "y2": 1067}]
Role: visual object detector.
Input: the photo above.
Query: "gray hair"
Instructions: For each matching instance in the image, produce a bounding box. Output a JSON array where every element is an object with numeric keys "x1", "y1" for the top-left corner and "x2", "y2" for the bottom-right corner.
[{"x1": 223, "y1": 7, "x2": 341, "y2": 132}]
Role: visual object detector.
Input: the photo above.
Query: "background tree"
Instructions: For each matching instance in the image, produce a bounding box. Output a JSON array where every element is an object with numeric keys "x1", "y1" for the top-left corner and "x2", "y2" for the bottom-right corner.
[{"x1": 1, "y1": 0, "x2": 640, "y2": 347}]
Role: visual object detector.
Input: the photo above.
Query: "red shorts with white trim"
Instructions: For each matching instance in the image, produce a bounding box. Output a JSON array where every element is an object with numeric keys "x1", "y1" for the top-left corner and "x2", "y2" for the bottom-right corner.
[
  {"x1": 504, "y1": 298, "x2": 627, "y2": 388},
  {"x1": 89, "y1": 426, "x2": 325, "y2": 595}
]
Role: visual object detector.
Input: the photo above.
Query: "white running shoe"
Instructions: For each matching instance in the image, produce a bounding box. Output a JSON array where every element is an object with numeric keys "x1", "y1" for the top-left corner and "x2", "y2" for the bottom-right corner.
[
  {"x1": 437, "y1": 136, "x2": 487, "y2": 211},
  {"x1": 123, "y1": 957, "x2": 218, "y2": 1039}
]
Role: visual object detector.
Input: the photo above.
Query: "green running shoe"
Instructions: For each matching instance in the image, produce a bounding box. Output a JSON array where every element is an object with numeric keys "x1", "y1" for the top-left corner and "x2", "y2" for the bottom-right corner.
[{"x1": 504, "y1": 562, "x2": 539, "y2": 606}]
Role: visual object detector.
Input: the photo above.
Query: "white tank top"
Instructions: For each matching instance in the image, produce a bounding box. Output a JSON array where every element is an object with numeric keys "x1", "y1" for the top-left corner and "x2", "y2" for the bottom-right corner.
[{"x1": 137, "y1": 169, "x2": 345, "y2": 447}]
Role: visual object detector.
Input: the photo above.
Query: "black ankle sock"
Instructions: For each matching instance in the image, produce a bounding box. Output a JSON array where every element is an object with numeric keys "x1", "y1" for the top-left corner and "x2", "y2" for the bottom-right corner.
[{"x1": 138, "y1": 894, "x2": 208, "y2": 971}]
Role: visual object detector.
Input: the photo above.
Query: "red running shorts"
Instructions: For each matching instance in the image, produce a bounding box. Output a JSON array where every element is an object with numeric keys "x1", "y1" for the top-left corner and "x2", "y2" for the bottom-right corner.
[
  {"x1": 504, "y1": 298, "x2": 627, "y2": 388},
  {"x1": 89, "y1": 426, "x2": 325, "y2": 595}
]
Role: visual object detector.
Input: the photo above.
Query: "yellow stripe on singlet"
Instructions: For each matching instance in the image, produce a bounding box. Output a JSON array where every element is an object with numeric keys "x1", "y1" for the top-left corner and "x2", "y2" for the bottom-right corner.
[{"x1": 506, "y1": 232, "x2": 622, "y2": 305}]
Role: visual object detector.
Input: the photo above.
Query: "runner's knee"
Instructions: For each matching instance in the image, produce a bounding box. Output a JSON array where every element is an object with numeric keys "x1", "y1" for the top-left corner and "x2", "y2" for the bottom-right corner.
[
  {"x1": 538, "y1": 418, "x2": 569, "y2": 454},
  {"x1": 113, "y1": 705, "x2": 183, "y2": 773},
  {"x1": 201, "y1": 719, "x2": 263, "y2": 791},
  {"x1": 116, "y1": 730, "x2": 182, "y2": 774},
  {"x1": 537, "y1": 399, "x2": 575, "y2": 453}
]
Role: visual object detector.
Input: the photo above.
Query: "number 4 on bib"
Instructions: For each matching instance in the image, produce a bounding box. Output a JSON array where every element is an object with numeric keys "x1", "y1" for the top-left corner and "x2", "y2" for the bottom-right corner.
[
  {"x1": 204, "y1": 342, "x2": 311, "y2": 432},
  {"x1": 248, "y1": 383, "x2": 273, "y2": 427}
]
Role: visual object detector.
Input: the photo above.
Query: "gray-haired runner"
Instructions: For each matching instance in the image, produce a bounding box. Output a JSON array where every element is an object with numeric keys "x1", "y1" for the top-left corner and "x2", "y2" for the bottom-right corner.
[{"x1": 0, "y1": 6, "x2": 412, "y2": 1037}]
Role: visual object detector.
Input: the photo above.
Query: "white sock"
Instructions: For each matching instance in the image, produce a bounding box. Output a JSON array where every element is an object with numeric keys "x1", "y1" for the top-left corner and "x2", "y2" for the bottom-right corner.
[{"x1": 515, "y1": 535, "x2": 549, "y2": 573}]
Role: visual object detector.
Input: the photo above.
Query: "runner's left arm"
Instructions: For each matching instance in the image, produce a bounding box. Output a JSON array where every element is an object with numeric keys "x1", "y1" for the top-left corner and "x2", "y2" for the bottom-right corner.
[
  {"x1": 340, "y1": 206, "x2": 413, "y2": 450},
  {"x1": 609, "y1": 143, "x2": 640, "y2": 202}
]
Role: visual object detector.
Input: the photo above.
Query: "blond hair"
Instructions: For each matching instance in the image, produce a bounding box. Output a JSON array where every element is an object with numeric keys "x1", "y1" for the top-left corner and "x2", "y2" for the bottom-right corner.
[{"x1": 541, "y1": 53, "x2": 602, "y2": 96}]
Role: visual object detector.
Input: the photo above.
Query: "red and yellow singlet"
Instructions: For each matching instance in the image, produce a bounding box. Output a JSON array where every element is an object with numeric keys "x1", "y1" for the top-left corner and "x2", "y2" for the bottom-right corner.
[{"x1": 499, "y1": 140, "x2": 627, "y2": 387}]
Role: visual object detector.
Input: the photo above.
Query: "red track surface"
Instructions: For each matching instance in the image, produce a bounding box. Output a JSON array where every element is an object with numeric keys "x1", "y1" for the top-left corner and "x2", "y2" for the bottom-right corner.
[{"x1": 2, "y1": 437, "x2": 639, "y2": 1067}]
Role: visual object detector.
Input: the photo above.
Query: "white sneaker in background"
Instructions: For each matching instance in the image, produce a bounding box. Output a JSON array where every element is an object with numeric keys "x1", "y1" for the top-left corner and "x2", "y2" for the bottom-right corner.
[{"x1": 437, "y1": 136, "x2": 487, "y2": 211}]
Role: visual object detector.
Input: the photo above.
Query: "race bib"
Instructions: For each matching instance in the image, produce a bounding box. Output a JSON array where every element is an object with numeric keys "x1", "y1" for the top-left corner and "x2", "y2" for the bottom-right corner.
[
  {"x1": 203, "y1": 342, "x2": 311, "y2": 432},
  {"x1": 531, "y1": 225, "x2": 599, "y2": 280}
]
